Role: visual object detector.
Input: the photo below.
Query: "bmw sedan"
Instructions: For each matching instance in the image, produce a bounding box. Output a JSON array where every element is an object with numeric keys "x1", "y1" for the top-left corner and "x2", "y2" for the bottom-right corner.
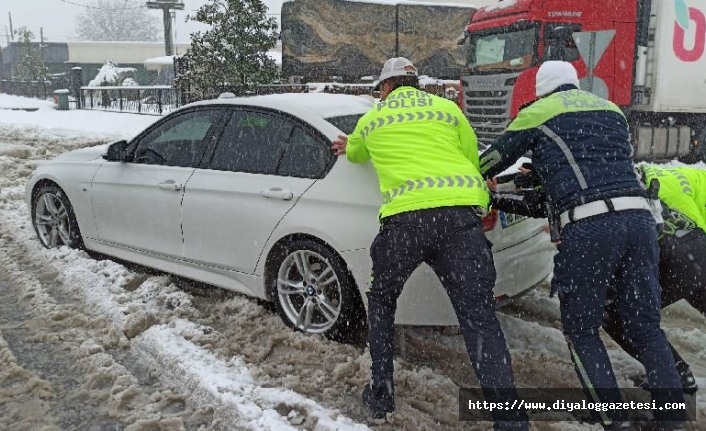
[{"x1": 25, "y1": 93, "x2": 556, "y2": 342}]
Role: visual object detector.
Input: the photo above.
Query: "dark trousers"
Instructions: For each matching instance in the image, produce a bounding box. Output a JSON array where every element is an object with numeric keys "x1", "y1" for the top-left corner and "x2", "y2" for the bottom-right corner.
[
  {"x1": 553, "y1": 210, "x2": 686, "y2": 424},
  {"x1": 603, "y1": 228, "x2": 706, "y2": 375},
  {"x1": 367, "y1": 206, "x2": 528, "y2": 428}
]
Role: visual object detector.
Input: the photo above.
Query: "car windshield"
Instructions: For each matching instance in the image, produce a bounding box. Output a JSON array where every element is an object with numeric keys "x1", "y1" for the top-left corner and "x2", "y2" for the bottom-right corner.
[
  {"x1": 326, "y1": 114, "x2": 364, "y2": 135},
  {"x1": 468, "y1": 26, "x2": 537, "y2": 73}
]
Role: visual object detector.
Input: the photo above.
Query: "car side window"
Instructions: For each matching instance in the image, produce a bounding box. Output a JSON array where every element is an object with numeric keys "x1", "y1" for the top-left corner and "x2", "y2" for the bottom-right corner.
[
  {"x1": 210, "y1": 110, "x2": 294, "y2": 175},
  {"x1": 133, "y1": 110, "x2": 221, "y2": 167},
  {"x1": 277, "y1": 127, "x2": 332, "y2": 179}
]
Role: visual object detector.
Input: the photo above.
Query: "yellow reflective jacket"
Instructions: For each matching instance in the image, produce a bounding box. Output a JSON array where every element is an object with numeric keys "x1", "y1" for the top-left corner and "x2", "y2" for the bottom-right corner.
[
  {"x1": 346, "y1": 86, "x2": 489, "y2": 219},
  {"x1": 642, "y1": 165, "x2": 706, "y2": 231}
]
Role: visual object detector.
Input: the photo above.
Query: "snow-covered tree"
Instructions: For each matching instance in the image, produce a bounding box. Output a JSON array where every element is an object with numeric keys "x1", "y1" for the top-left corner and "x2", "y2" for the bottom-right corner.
[
  {"x1": 75, "y1": 0, "x2": 161, "y2": 42},
  {"x1": 13, "y1": 27, "x2": 48, "y2": 81},
  {"x1": 88, "y1": 61, "x2": 137, "y2": 86},
  {"x1": 182, "y1": 0, "x2": 279, "y2": 91}
]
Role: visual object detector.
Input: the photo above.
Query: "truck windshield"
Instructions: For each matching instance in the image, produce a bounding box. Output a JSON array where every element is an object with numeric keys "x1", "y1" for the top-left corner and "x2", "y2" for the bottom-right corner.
[{"x1": 468, "y1": 26, "x2": 538, "y2": 73}]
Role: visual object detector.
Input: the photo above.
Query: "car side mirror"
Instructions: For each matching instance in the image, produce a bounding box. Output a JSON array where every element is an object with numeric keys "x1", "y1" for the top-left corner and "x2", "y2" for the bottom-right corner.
[{"x1": 103, "y1": 140, "x2": 129, "y2": 162}]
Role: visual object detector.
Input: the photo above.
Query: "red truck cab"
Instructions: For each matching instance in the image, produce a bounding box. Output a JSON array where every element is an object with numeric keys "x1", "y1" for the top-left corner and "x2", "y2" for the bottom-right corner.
[{"x1": 460, "y1": 0, "x2": 646, "y2": 145}]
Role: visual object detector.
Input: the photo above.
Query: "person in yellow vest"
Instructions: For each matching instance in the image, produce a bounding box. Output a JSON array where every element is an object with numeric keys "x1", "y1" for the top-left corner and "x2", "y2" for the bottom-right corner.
[
  {"x1": 331, "y1": 57, "x2": 528, "y2": 429},
  {"x1": 603, "y1": 164, "x2": 706, "y2": 395}
]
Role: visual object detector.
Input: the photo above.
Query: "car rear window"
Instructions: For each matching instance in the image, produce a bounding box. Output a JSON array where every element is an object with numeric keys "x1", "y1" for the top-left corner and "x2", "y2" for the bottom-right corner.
[{"x1": 326, "y1": 114, "x2": 364, "y2": 135}]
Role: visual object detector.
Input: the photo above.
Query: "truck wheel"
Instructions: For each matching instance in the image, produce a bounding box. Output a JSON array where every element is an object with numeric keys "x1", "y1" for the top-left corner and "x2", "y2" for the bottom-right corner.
[
  {"x1": 270, "y1": 239, "x2": 366, "y2": 344},
  {"x1": 696, "y1": 127, "x2": 706, "y2": 162},
  {"x1": 682, "y1": 126, "x2": 706, "y2": 164}
]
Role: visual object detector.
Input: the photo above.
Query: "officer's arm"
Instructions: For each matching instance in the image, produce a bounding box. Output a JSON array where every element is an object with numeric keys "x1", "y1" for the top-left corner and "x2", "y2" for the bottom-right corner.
[
  {"x1": 346, "y1": 116, "x2": 371, "y2": 164},
  {"x1": 491, "y1": 190, "x2": 548, "y2": 218},
  {"x1": 479, "y1": 100, "x2": 550, "y2": 179},
  {"x1": 456, "y1": 111, "x2": 480, "y2": 168},
  {"x1": 479, "y1": 129, "x2": 539, "y2": 179}
]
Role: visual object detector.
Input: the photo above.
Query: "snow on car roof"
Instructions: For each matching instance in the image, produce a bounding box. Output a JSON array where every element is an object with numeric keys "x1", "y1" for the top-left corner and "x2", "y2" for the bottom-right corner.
[{"x1": 187, "y1": 93, "x2": 375, "y2": 119}]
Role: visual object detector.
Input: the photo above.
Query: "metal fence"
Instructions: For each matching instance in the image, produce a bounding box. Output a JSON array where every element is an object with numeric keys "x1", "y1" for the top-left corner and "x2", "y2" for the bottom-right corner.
[
  {"x1": 180, "y1": 82, "x2": 459, "y2": 104},
  {"x1": 80, "y1": 86, "x2": 183, "y2": 115},
  {"x1": 77, "y1": 82, "x2": 460, "y2": 115}
]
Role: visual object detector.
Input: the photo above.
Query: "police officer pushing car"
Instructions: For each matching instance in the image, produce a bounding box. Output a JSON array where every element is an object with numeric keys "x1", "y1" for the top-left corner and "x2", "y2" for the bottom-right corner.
[
  {"x1": 480, "y1": 61, "x2": 686, "y2": 429},
  {"x1": 331, "y1": 57, "x2": 528, "y2": 430}
]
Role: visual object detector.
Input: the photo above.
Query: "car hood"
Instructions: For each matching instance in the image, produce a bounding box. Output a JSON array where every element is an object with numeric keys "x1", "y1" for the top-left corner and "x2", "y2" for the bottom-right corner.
[{"x1": 53, "y1": 143, "x2": 111, "y2": 162}]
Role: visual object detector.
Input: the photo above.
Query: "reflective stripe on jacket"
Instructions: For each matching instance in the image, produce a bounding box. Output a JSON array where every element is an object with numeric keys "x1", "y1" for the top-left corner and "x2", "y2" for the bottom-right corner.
[
  {"x1": 480, "y1": 88, "x2": 646, "y2": 214},
  {"x1": 642, "y1": 165, "x2": 706, "y2": 231},
  {"x1": 346, "y1": 86, "x2": 488, "y2": 219}
]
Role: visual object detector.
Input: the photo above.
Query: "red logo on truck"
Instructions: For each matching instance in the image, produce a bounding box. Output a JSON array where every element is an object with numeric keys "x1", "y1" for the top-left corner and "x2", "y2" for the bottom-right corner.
[{"x1": 673, "y1": 0, "x2": 706, "y2": 61}]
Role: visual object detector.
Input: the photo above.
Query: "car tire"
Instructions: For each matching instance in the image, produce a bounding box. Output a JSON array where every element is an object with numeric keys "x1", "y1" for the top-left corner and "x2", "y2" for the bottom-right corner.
[
  {"x1": 270, "y1": 239, "x2": 366, "y2": 344},
  {"x1": 31, "y1": 184, "x2": 83, "y2": 249}
]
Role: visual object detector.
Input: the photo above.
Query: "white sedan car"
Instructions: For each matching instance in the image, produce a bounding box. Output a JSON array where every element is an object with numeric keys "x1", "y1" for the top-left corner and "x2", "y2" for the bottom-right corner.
[{"x1": 26, "y1": 93, "x2": 555, "y2": 342}]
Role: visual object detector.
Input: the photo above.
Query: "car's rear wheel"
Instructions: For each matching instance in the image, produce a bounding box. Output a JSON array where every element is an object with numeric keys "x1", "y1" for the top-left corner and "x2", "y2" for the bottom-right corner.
[
  {"x1": 32, "y1": 184, "x2": 83, "y2": 249},
  {"x1": 271, "y1": 239, "x2": 366, "y2": 344}
]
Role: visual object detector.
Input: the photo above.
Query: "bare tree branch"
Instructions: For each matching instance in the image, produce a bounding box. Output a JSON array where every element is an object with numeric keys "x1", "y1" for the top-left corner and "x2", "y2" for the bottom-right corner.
[{"x1": 75, "y1": 0, "x2": 161, "y2": 42}]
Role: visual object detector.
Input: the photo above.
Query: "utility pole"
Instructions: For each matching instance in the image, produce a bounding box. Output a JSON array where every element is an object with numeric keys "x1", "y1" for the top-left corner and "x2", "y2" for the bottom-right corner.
[
  {"x1": 8, "y1": 12, "x2": 13, "y2": 41},
  {"x1": 40, "y1": 27, "x2": 45, "y2": 62},
  {"x1": 146, "y1": 1, "x2": 184, "y2": 56}
]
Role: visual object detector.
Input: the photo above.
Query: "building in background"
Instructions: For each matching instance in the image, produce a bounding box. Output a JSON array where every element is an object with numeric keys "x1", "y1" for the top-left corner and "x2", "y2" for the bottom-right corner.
[{"x1": 1, "y1": 41, "x2": 189, "y2": 84}]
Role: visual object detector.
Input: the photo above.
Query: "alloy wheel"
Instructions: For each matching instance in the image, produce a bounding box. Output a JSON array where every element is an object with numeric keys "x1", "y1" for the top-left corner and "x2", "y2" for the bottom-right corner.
[
  {"x1": 277, "y1": 249, "x2": 342, "y2": 334},
  {"x1": 34, "y1": 192, "x2": 71, "y2": 248}
]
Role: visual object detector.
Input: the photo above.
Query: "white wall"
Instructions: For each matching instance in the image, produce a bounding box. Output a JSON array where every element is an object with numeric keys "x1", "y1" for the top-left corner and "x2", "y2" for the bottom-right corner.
[{"x1": 67, "y1": 42, "x2": 191, "y2": 65}]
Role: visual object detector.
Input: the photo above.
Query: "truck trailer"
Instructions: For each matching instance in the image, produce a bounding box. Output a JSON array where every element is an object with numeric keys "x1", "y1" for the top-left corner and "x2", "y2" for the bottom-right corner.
[
  {"x1": 458, "y1": 0, "x2": 706, "y2": 161},
  {"x1": 281, "y1": 0, "x2": 474, "y2": 82}
]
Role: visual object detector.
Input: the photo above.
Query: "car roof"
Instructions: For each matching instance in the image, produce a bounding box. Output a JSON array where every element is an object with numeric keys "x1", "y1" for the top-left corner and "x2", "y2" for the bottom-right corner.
[{"x1": 185, "y1": 93, "x2": 374, "y2": 119}]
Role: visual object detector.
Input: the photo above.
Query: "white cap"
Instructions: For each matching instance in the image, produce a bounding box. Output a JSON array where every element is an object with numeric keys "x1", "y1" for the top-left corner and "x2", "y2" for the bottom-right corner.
[
  {"x1": 374, "y1": 57, "x2": 418, "y2": 90},
  {"x1": 535, "y1": 61, "x2": 580, "y2": 97}
]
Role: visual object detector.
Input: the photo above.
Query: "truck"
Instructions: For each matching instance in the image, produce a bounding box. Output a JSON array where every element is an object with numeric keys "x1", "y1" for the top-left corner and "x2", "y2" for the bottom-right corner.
[
  {"x1": 457, "y1": 0, "x2": 706, "y2": 161},
  {"x1": 281, "y1": 0, "x2": 474, "y2": 82}
]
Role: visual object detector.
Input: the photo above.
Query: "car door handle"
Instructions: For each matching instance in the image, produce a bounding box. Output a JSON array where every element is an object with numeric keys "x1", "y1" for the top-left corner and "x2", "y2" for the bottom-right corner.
[
  {"x1": 158, "y1": 181, "x2": 183, "y2": 191},
  {"x1": 260, "y1": 188, "x2": 293, "y2": 200}
]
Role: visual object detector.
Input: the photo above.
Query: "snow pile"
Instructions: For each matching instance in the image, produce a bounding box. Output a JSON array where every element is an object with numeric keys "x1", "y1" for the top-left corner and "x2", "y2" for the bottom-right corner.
[
  {"x1": 143, "y1": 55, "x2": 176, "y2": 71},
  {"x1": 121, "y1": 78, "x2": 139, "y2": 87},
  {"x1": 0, "y1": 102, "x2": 158, "y2": 139},
  {"x1": 0, "y1": 94, "x2": 55, "y2": 110},
  {"x1": 418, "y1": 75, "x2": 461, "y2": 86},
  {"x1": 88, "y1": 61, "x2": 138, "y2": 87},
  {"x1": 137, "y1": 321, "x2": 368, "y2": 430}
]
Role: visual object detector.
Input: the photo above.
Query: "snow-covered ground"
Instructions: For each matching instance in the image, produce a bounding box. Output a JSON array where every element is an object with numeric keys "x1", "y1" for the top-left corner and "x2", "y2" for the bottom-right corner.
[
  {"x1": 0, "y1": 96, "x2": 704, "y2": 430},
  {"x1": 0, "y1": 94, "x2": 56, "y2": 111},
  {"x1": 0, "y1": 96, "x2": 159, "y2": 139}
]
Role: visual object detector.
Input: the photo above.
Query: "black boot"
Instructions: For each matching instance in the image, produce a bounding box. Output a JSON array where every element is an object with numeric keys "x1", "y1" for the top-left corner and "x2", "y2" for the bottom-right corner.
[
  {"x1": 361, "y1": 383, "x2": 394, "y2": 419},
  {"x1": 678, "y1": 368, "x2": 698, "y2": 395},
  {"x1": 630, "y1": 369, "x2": 698, "y2": 395}
]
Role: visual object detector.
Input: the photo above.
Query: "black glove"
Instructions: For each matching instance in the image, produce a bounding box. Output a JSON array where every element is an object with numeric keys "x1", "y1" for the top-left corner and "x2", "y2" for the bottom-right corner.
[
  {"x1": 647, "y1": 178, "x2": 660, "y2": 200},
  {"x1": 491, "y1": 189, "x2": 548, "y2": 219},
  {"x1": 523, "y1": 189, "x2": 549, "y2": 218},
  {"x1": 514, "y1": 163, "x2": 542, "y2": 189}
]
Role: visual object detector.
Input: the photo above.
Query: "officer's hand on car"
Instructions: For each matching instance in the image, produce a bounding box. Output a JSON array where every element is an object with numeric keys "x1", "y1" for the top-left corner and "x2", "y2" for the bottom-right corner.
[
  {"x1": 486, "y1": 177, "x2": 498, "y2": 192},
  {"x1": 515, "y1": 163, "x2": 541, "y2": 190},
  {"x1": 331, "y1": 135, "x2": 348, "y2": 156}
]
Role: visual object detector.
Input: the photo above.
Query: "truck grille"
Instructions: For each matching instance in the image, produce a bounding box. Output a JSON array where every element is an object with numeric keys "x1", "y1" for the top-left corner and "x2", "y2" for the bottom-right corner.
[{"x1": 461, "y1": 73, "x2": 520, "y2": 145}]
